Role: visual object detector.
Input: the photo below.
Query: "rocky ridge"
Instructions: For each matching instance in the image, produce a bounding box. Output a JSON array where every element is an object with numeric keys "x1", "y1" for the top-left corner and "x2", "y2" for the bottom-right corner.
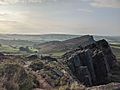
[{"x1": 0, "y1": 36, "x2": 120, "y2": 90}]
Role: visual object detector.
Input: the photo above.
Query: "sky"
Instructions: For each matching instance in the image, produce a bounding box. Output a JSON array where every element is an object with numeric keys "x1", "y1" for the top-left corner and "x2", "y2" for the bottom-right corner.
[{"x1": 0, "y1": 0, "x2": 120, "y2": 36}]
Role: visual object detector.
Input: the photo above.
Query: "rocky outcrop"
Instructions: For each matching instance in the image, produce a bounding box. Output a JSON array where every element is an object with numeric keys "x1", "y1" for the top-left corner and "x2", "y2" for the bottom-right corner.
[
  {"x1": 26, "y1": 54, "x2": 39, "y2": 60},
  {"x1": 86, "y1": 39, "x2": 117, "y2": 68},
  {"x1": 65, "y1": 39, "x2": 117, "y2": 86}
]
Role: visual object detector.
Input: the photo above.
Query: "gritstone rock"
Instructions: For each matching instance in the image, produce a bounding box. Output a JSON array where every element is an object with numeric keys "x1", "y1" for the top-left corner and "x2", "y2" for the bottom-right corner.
[{"x1": 65, "y1": 39, "x2": 117, "y2": 86}]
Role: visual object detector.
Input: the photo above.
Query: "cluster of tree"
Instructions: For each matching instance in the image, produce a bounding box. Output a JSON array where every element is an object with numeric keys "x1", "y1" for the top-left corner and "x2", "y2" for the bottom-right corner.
[{"x1": 19, "y1": 46, "x2": 32, "y2": 53}]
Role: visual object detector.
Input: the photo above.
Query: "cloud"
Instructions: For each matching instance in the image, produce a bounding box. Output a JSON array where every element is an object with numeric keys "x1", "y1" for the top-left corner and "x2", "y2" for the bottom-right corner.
[
  {"x1": 90, "y1": 0, "x2": 120, "y2": 8},
  {"x1": 0, "y1": 13, "x2": 8, "y2": 16},
  {"x1": 0, "y1": 0, "x2": 120, "y2": 9},
  {"x1": 77, "y1": 8, "x2": 93, "y2": 13},
  {"x1": 0, "y1": 11, "x2": 27, "y2": 23},
  {"x1": 0, "y1": 20, "x2": 21, "y2": 33},
  {"x1": 0, "y1": 0, "x2": 58, "y2": 5}
]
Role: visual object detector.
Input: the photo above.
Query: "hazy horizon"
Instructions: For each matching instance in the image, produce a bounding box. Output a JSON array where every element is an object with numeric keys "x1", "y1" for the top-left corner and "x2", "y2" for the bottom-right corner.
[
  {"x1": 0, "y1": 0, "x2": 120, "y2": 36},
  {"x1": 0, "y1": 33, "x2": 120, "y2": 37}
]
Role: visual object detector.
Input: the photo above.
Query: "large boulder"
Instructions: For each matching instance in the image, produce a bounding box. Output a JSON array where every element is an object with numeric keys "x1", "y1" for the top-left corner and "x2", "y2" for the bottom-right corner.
[{"x1": 65, "y1": 39, "x2": 117, "y2": 86}]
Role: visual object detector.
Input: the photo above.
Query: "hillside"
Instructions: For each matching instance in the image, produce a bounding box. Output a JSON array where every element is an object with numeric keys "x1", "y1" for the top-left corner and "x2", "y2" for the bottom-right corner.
[
  {"x1": 37, "y1": 35, "x2": 95, "y2": 54},
  {"x1": 0, "y1": 37, "x2": 120, "y2": 90}
]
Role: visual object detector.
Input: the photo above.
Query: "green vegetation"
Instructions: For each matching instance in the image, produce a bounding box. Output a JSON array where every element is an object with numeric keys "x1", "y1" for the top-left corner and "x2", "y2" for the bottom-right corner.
[
  {"x1": 0, "y1": 44, "x2": 38, "y2": 54},
  {"x1": 0, "y1": 45, "x2": 19, "y2": 53},
  {"x1": 19, "y1": 46, "x2": 38, "y2": 53},
  {"x1": 110, "y1": 44, "x2": 120, "y2": 48},
  {"x1": 51, "y1": 51, "x2": 66, "y2": 57},
  {"x1": 111, "y1": 44, "x2": 120, "y2": 61}
]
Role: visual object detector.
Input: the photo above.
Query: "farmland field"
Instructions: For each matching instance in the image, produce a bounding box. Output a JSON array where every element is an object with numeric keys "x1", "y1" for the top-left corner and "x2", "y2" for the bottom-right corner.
[{"x1": 111, "y1": 44, "x2": 120, "y2": 61}]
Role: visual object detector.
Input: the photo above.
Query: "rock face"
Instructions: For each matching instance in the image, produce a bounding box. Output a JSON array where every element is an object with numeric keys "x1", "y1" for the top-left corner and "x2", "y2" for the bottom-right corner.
[{"x1": 65, "y1": 39, "x2": 117, "y2": 86}]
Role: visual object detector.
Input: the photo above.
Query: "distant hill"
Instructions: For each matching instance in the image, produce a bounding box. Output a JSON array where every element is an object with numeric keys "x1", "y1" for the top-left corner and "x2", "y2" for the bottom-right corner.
[
  {"x1": 0, "y1": 34, "x2": 120, "y2": 46},
  {"x1": 37, "y1": 35, "x2": 95, "y2": 53},
  {"x1": 0, "y1": 34, "x2": 78, "y2": 42},
  {"x1": 94, "y1": 36, "x2": 120, "y2": 44},
  {"x1": 0, "y1": 39, "x2": 36, "y2": 46}
]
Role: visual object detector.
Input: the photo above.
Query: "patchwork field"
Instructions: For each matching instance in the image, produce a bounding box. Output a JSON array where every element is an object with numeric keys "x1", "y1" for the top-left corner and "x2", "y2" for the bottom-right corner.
[{"x1": 111, "y1": 44, "x2": 120, "y2": 61}]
